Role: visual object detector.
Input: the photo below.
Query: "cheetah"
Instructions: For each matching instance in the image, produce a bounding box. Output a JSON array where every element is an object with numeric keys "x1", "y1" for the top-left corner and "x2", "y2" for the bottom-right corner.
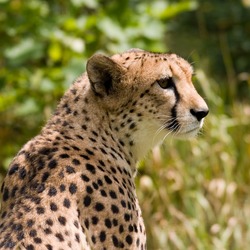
[{"x1": 0, "y1": 49, "x2": 209, "y2": 250}]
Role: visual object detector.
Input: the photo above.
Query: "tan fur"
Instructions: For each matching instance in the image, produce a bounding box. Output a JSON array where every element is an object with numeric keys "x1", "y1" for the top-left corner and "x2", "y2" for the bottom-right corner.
[{"x1": 0, "y1": 50, "x2": 208, "y2": 250}]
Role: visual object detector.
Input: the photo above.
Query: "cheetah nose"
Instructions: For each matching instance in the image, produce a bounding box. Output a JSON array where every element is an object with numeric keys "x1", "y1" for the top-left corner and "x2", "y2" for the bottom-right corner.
[{"x1": 190, "y1": 108, "x2": 209, "y2": 121}]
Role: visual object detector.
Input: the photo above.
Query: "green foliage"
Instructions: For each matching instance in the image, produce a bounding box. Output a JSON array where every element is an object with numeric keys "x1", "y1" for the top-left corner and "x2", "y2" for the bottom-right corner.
[{"x1": 0, "y1": 0, "x2": 250, "y2": 249}]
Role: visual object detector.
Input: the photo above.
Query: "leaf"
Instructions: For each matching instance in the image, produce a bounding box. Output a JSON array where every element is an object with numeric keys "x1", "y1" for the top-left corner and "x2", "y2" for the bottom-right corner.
[
  {"x1": 97, "y1": 17, "x2": 126, "y2": 41},
  {"x1": 150, "y1": 1, "x2": 198, "y2": 19},
  {"x1": 48, "y1": 42, "x2": 62, "y2": 62},
  {"x1": 15, "y1": 98, "x2": 39, "y2": 116},
  {"x1": 4, "y1": 38, "x2": 45, "y2": 65}
]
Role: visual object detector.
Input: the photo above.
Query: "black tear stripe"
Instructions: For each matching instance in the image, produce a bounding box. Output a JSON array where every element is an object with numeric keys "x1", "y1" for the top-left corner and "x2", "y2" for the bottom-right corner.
[{"x1": 166, "y1": 81, "x2": 181, "y2": 131}]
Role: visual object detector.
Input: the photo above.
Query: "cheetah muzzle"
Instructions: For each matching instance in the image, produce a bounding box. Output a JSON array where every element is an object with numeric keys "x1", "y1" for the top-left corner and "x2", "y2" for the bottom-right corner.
[{"x1": 0, "y1": 49, "x2": 209, "y2": 250}]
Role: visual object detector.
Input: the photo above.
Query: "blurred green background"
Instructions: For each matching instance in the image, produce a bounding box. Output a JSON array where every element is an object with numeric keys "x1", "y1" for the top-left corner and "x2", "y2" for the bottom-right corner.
[{"x1": 0, "y1": 0, "x2": 250, "y2": 249}]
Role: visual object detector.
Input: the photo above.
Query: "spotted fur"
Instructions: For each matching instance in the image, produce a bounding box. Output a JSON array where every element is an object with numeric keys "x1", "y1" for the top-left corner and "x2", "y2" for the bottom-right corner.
[{"x1": 0, "y1": 49, "x2": 208, "y2": 249}]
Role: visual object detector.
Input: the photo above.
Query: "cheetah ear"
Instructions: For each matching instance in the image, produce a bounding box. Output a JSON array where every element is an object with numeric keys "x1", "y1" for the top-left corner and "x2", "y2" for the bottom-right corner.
[{"x1": 86, "y1": 54, "x2": 125, "y2": 96}]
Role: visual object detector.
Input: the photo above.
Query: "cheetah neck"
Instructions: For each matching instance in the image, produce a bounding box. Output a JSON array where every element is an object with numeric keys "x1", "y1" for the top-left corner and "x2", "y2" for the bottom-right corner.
[{"x1": 45, "y1": 79, "x2": 138, "y2": 175}]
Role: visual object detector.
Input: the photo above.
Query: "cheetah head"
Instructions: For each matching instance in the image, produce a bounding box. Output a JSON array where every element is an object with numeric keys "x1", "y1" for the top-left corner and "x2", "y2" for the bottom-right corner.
[{"x1": 87, "y1": 49, "x2": 209, "y2": 160}]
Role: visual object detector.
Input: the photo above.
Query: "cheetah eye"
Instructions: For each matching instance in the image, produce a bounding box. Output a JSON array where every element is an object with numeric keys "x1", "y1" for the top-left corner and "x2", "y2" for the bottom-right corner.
[{"x1": 157, "y1": 77, "x2": 175, "y2": 89}]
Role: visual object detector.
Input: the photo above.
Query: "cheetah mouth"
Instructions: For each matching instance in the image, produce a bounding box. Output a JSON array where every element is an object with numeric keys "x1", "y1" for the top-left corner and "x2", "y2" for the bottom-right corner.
[{"x1": 181, "y1": 126, "x2": 200, "y2": 136}]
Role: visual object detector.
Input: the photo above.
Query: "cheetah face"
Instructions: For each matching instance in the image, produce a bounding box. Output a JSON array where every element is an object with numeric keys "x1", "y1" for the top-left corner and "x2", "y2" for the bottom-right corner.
[
  {"x1": 87, "y1": 50, "x2": 209, "y2": 159},
  {"x1": 150, "y1": 54, "x2": 209, "y2": 139}
]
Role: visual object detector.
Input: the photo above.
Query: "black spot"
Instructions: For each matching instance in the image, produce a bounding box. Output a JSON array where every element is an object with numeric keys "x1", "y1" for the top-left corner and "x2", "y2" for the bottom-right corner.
[
  {"x1": 17, "y1": 231, "x2": 24, "y2": 241},
  {"x1": 86, "y1": 148, "x2": 94, "y2": 155},
  {"x1": 55, "y1": 233, "x2": 64, "y2": 242},
  {"x1": 17, "y1": 167, "x2": 26, "y2": 180},
  {"x1": 4, "y1": 239, "x2": 16, "y2": 248},
  {"x1": 1, "y1": 211, "x2": 7, "y2": 219},
  {"x1": 74, "y1": 220, "x2": 79, "y2": 228},
  {"x1": 3, "y1": 188, "x2": 9, "y2": 201},
  {"x1": 1, "y1": 181, "x2": 4, "y2": 193},
  {"x1": 72, "y1": 145, "x2": 80, "y2": 151},
  {"x1": 63, "y1": 146, "x2": 70, "y2": 151},
  {"x1": 97, "y1": 179, "x2": 103, "y2": 186},
  {"x1": 86, "y1": 163, "x2": 96, "y2": 174},
  {"x1": 46, "y1": 219, "x2": 53, "y2": 226},
  {"x1": 129, "y1": 225, "x2": 133, "y2": 232},
  {"x1": 81, "y1": 174, "x2": 90, "y2": 182},
  {"x1": 12, "y1": 223, "x2": 23, "y2": 231},
  {"x1": 59, "y1": 184, "x2": 66, "y2": 192},
  {"x1": 126, "y1": 235, "x2": 133, "y2": 245},
  {"x1": 39, "y1": 148, "x2": 51, "y2": 155},
  {"x1": 60, "y1": 154, "x2": 69, "y2": 159},
  {"x1": 124, "y1": 213, "x2": 130, "y2": 221},
  {"x1": 8, "y1": 164, "x2": 19, "y2": 175},
  {"x1": 109, "y1": 191, "x2": 117, "y2": 199},
  {"x1": 58, "y1": 216, "x2": 66, "y2": 225},
  {"x1": 83, "y1": 196, "x2": 91, "y2": 207},
  {"x1": 69, "y1": 183, "x2": 77, "y2": 194},
  {"x1": 50, "y1": 202, "x2": 58, "y2": 211},
  {"x1": 72, "y1": 159, "x2": 80, "y2": 166},
  {"x1": 48, "y1": 187, "x2": 57, "y2": 196},
  {"x1": 98, "y1": 160, "x2": 105, "y2": 167},
  {"x1": 97, "y1": 165, "x2": 105, "y2": 172},
  {"x1": 17, "y1": 212, "x2": 23, "y2": 219},
  {"x1": 119, "y1": 187, "x2": 125, "y2": 195},
  {"x1": 27, "y1": 245, "x2": 35, "y2": 250},
  {"x1": 100, "y1": 189, "x2": 107, "y2": 197},
  {"x1": 110, "y1": 167, "x2": 117, "y2": 173},
  {"x1": 91, "y1": 235, "x2": 96, "y2": 244},
  {"x1": 38, "y1": 159, "x2": 45, "y2": 170},
  {"x1": 31, "y1": 196, "x2": 41, "y2": 204},
  {"x1": 9, "y1": 203, "x2": 15, "y2": 209},
  {"x1": 63, "y1": 198, "x2": 71, "y2": 208},
  {"x1": 44, "y1": 228, "x2": 52, "y2": 235},
  {"x1": 100, "y1": 148, "x2": 108, "y2": 155},
  {"x1": 91, "y1": 216, "x2": 99, "y2": 225},
  {"x1": 91, "y1": 130, "x2": 98, "y2": 137},
  {"x1": 104, "y1": 175, "x2": 112, "y2": 184},
  {"x1": 42, "y1": 172, "x2": 50, "y2": 182},
  {"x1": 27, "y1": 219, "x2": 35, "y2": 227},
  {"x1": 113, "y1": 219, "x2": 118, "y2": 226},
  {"x1": 82, "y1": 124, "x2": 87, "y2": 130},
  {"x1": 48, "y1": 159, "x2": 57, "y2": 169},
  {"x1": 66, "y1": 166, "x2": 75, "y2": 174},
  {"x1": 95, "y1": 202, "x2": 104, "y2": 211},
  {"x1": 84, "y1": 218, "x2": 89, "y2": 229},
  {"x1": 76, "y1": 134, "x2": 84, "y2": 140},
  {"x1": 89, "y1": 137, "x2": 97, "y2": 142},
  {"x1": 80, "y1": 154, "x2": 90, "y2": 160},
  {"x1": 86, "y1": 185, "x2": 93, "y2": 194},
  {"x1": 46, "y1": 244, "x2": 53, "y2": 250},
  {"x1": 29, "y1": 229, "x2": 37, "y2": 237},
  {"x1": 92, "y1": 182, "x2": 98, "y2": 190},
  {"x1": 121, "y1": 200, "x2": 126, "y2": 208},
  {"x1": 112, "y1": 235, "x2": 119, "y2": 247},
  {"x1": 100, "y1": 231, "x2": 106, "y2": 242},
  {"x1": 75, "y1": 233, "x2": 80, "y2": 243},
  {"x1": 136, "y1": 238, "x2": 140, "y2": 247},
  {"x1": 111, "y1": 204, "x2": 119, "y2": 214},
  {"x1": 36, "y1": 206, "x2": 45, "y2": 214},
  {"x1": 119, "y1": 225, "x2": 124, "y2": 233},
  {"x1": 37, "y1": 183, "x2": 45, "y2": 193},
  {"x1": 105, "y1": 218, "x2": 112, "y2": 228}
]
